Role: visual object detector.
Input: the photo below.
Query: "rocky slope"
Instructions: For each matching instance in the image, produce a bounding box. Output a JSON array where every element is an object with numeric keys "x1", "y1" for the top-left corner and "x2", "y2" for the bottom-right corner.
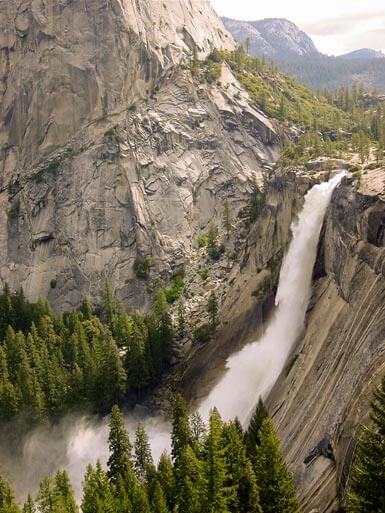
[
  {"x1": 182, "y1": 162, "x2": 385, "y2": 513},
  {"x1": 267, "y1": 168, "x2": 385, "y2": 512},
  {"x1": 0, "y1": 0, "x2": 281, "y2": 311}
]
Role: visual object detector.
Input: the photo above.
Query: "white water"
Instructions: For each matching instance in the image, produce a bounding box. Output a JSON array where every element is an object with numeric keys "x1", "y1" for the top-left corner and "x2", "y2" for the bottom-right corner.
[
  {"x1": 2, "y1": 173, "x2": 344, "y2": 501},
  {"x1": 199, "y1": 172, "x2": 345, "y2": 425}
]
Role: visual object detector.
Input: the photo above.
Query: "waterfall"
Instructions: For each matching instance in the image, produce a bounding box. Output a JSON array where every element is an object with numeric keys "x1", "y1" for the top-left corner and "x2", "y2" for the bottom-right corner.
[
  {"x1": 198, "y1": 172, "x2": 345, "y2": 425},
  {"x1": 3, "y1": 173, "x2": 344, "y2": 501}
]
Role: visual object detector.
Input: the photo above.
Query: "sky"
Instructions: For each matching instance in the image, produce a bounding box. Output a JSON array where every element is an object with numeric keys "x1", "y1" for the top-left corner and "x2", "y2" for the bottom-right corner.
[{"x1": 210, "y1": 0, "x2": 385, "y2": 56}]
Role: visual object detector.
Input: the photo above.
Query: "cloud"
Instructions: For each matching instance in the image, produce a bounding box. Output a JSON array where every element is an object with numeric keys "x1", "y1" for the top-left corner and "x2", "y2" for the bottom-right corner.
[{"x1": 301, "y1": 12, "x2": 385, "y2": 36}]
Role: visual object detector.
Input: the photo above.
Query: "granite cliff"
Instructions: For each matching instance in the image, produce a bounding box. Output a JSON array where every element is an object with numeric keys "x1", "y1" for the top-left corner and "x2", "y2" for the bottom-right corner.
[
  {"x1": 0, "y1": 0, "x2": 278, "y2": 310},
  {"x1": 1, "y1": 2, "x2": 385, "y2": 513}
]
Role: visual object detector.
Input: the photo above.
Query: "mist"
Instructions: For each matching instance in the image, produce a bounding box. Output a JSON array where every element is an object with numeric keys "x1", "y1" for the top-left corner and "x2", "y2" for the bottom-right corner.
[
  {"x1": 199, "y1": 172, "x2": 345, "y2": 425},
  {"x1": 0, "y1": 411, "x2": 171, "y2": 502},
  {"x1": 0, "y1": 173, "x2": 344, "y2": 504}
]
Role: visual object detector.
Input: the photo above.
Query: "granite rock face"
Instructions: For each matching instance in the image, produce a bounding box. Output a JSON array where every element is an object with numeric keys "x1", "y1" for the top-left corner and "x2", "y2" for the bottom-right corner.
[
  {"x1": 0, "y1": 0, "x2": 279, "y2": 310},
  {"x1": 268, "y1": 174, "x2": 385, "y2": 512},
  {"x1": 222, "y1": 17, "x2": 320, "y2": 59}
]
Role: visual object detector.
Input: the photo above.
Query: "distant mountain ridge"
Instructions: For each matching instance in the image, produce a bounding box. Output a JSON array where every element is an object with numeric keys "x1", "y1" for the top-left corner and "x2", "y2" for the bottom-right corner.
[
  {"x1": 223, "y1": 17, "x2": 385, "y2": 91},
  {"x1": 222, "y1": 17, "x2": 319, "y2": 59},
  {"x1": 338, "y1": 48, "x2": 385, "y2": 60}
]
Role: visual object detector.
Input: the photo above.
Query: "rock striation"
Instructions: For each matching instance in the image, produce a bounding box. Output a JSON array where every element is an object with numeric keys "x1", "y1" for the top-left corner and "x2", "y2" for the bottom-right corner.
[
  {"x1": 0, "y1": 0, "x2": 280, "y2": 311},
  {"x1": 268, "y1": 170, "x2": 385, "y2": 512}
]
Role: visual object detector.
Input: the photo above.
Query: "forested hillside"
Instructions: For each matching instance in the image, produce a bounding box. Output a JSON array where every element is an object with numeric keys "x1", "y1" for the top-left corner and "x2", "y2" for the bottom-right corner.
[{"x1": 0, "y1": 399, "x2": 301, "y2": 513}]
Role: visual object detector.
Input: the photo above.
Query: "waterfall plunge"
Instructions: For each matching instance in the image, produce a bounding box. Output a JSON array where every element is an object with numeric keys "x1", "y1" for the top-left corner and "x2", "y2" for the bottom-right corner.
[
  {"x1": 4, "y1": 173, "x2": 344, "y2": 500},
  {"x1": 199, "y1": 172, "x2": 345, "y2": 425}
]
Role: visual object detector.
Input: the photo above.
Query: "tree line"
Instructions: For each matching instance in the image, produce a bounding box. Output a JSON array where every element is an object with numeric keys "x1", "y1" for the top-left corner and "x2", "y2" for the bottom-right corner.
[
  {"x1": 0, "y1": 282, "x2": 174, "y2": 424},
  {"x1": 0, "y1": 397, "x2": 301, "y2": 513}
]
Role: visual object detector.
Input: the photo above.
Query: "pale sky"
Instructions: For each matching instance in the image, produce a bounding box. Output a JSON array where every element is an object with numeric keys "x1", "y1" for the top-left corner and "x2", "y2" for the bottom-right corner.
[{"x1": 211, "y1": 0, "x2": 385, "y2": 56}]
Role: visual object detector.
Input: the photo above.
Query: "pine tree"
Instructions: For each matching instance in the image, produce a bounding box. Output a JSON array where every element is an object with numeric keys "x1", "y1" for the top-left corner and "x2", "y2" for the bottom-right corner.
[
  {"x1": 131, "y1": 486, "x2": 151, "y2": 513},
  {"x1": 101, "y1": 279, "x2": 115, "y2": 326},
  {"x1": 81, "y1": 462, "x2": 115, "y2": 513},
  {"x1": 171, "y1": 394, "x2": 192, "y2": 466},
  {"x1": 204, "y1": 409, "x2": 229, "y2": 513},
  {"x1": 222, "y1": 421, "x2": 247, "y2": 511},
  {"x1": 22, "y1": 495, "x2": 35, "y2": 513},
  {"x1": 245, "y1": 398, "x2": 268, "y2": 459},
  {"x1": 151, "y1": 481, "x2": 170, "y2": 513},
  {"x1": 107, "y1": 405, "x2": 133, "y2": 484},
  {"x1": 53, "y1": 470, "x2": 78, "y2": 513},
  {"x1": 238, "y1": 461, "x2": 262, "y2": 513},
  {"x1": 253, "y1": 418, "x2": 299, "y2": 513},
  {"x1": 207, "y1": 223, "x2": 219, "y2": 260},
  {"x1": 0, "y1": 472, "x2": 20, "y2": 513},
  {"x1": 346, "y1": 375, "x2": 385, "y2": 512},
  {"x1": 125, "y1": 312, "x2": 150, "y2": 397},
  {"x1": 190, "y1": 412, "x2": 207, "y2": 456},
  {"x1": 207, "y1": 292, "x2": 219, "y2": 332},
  {"x1": 176, "y1": 446, "x2": 206, "y2": 513},
  {"x1": 36, "y1": 477, "x2": 56, "y2": 513},
  {"x1": 134, "y1": 423, "x2": 153, "y2": 482},
  {"x1": 157, "y1": 452, "x2": 175, "y2": 512}
]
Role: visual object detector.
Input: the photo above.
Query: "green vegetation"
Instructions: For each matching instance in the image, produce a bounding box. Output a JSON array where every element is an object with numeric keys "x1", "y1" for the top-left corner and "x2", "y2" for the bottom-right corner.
[
  {"x1": 346, "y1": 373, "x2": 385, "y2": 512},
  {"x1": 133, "y1": 256, "x2": 153, "y2": 279},
  {"x1": 205, "y1": 48, "x2": 349, "y2": 132},
  {"x1": 279, "y1": 84, "x2": 385, "y2": 168},
  {"x1": 240, "y1": 175, "x2": 267, "y2": 227},
  {"x1": 199, "y1": 270, "x2": 208, "y2": 281},
  {"x1": 200, "y1": 49, "x2": 385, "y2": 174},
  {"x1": 0, "y1": 282, "x2": 174, "y2": 424},
  {"x1": 0, "y1": 398, "x2": 299, "y2": 513},
  {"x1": 193, "y1": 291, "x2": 220, "y2": 345},
  {"x1": 193, "y1": 323, "x2": 212, "y2": 344},
  {"x1": 164, "y1": 275, "x2": 184, "y2": 304},
  {"x1": 29, "y1": 159, "x2": 61, "y2": 183},
  {"x1": 104, "y1": 126, "x2": 123, "y2": 143},
  {"x1": 197, "y1": 234, "x2": 208, "y2": 248}
]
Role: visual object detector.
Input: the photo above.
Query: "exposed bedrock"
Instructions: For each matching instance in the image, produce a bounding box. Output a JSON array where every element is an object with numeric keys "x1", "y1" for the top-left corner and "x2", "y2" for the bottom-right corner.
[{"x1": 268, "y1": 176, "x2": 385, "y2": 512}]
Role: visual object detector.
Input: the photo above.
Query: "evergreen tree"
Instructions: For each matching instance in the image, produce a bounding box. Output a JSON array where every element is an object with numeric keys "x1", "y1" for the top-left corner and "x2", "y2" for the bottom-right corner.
[
  {"x1": 237, "y1": 461, "x2": 262, "y2": 513},
  {"x1": 81, "y1": 462, "x2": 115, "y2": 513},
  {"x1": 346, "y1": 375, "x2": 385, "y2": 512},
  {"x1": 107, "y1": 405, "x2": 133, "y2": 484},
  {"x1": 22, "y1": 495, "x2": 35, "y2": 513},
  {"x1": 151, "y1": 481, "x2": 170, "y2": 513},
  {"x1": 101, "y1": 279, "x2": 115, "y2": 326},
  {"x1": 53, "y1": 470, "x2": 78, "y2": 513},
  {"x1": 125, "y1": 312, "x2": 150, "y2": 397},
  {"x1": 207, "y1": 292, "x2": 219, "y2": 332},
  {"x1": 253, "y1": 418, "x2": 299, "y2": 513},
  {"x1": 36, "y1": 477, "x2": 56, "y2": 513},
  {"x1": 204, "y1": 409, "x2": 229, "y2": 513},
  {"x1": 222, "y1": 421, "x2": 247, "y2": 511},
  {"x1": 190, "y1": 412, "x2": 207, "y2": 456},
  {"x1": 131, "y1": 486, "x2": 151, "y2": 513},
  {"x1": 171, "y1": 394, "x2": 192, "y2": 466},
  {"x1": 245, "y1": 398, "x2": 268, "y2": 459},
  {"x1": 157, "y1": 452, "x2": 175, "y2": 512},
  {"x1": 0, "y1": 472, "x2": 20, "y2": 513},
  {"x1": 207, "y1": 223, "x2": 220, "y2": 260},
  {"x1": 134, "y1": 423, "x2": 153, "y2": 482},
  {"x1": 176, "y1": 446, "x2": 206, "y2": 513}
]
